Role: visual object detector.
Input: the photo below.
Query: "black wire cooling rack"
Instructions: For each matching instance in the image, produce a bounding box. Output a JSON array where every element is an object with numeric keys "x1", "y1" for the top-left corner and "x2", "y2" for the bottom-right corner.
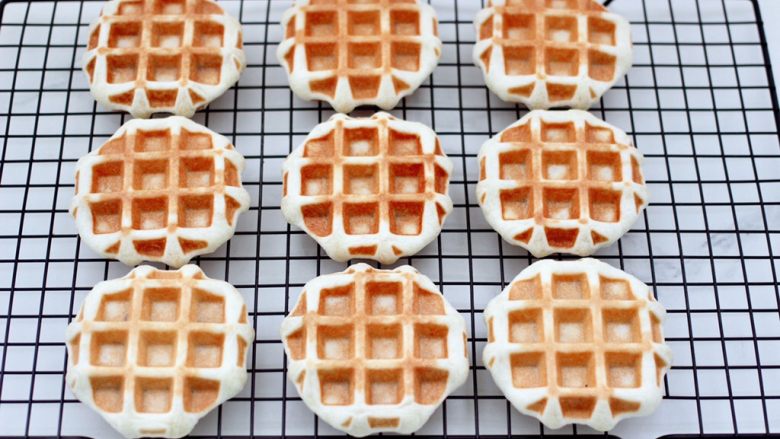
[{"x1": 0, "y1": 0, "x2": 779, "y2": 437}]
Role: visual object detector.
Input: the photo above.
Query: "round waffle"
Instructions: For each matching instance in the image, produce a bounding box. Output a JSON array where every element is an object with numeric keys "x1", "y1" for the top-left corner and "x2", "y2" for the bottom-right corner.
[
  {"x1": 280, "y1": 264, "x2": 469, "y2": 437},
  {"x1": 277, "y1": 0, "x2": 442, "y2": 113},
  {"x1": 476, "y1": 110, "x2": 648, "y2": 257},
  {"x1": 84, "y1": 0, "x2": 245, "y2": 118},
  {"x1": 65, "y1": 265, "x2": 254, "y2": 438},
  {"x1": 473, "y1": 0, "x2": 632, "y2": 109},
  {"x1": 483, "y1": 258, "x2": 671, "y2": 431},
  {"x1": 282, "y1": 112, "x2": 453, "y2": 264},
  {"x1": 71, "y1": 117, "x2": 251, "y2": 268}
]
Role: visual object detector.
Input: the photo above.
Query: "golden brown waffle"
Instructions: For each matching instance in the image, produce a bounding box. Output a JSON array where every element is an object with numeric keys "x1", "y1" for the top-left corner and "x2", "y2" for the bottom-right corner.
[
  {"x1": 483, "y1": 258, "x2": 671, "y2": 431},
  {"x1": 277, "y1": 0, "x2": 441, "y2": 113},
  {"x1": 71, "y1": 117, "x2": 250, "y2": 267},
  {"x1": 84, "y1": 0, "x2": 245, "y2": 118},
  {"x1": 281, "y1": 112, "x2": 453, "y2": 264},
  {"x1": 65, "y1": 265, "x2": 254, "y2": 438},
  {"x1": 473, "y1": 0, "x2": 632, "y2": 109},
  {"x1": 477, "y1": 110, "x2": 648, "y2": 257},
  {"x1": 280, "y1": 264, "x2": 469, "y2": 437}
]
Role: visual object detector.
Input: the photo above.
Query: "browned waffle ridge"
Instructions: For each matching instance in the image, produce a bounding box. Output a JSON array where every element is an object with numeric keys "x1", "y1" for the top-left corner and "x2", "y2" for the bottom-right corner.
[
  {"x1": 281, "y1": 112, "x2": 453, "y2": 264},
  {"x1": 71, "y1": 117, "x2": 250, "y2": 267},
  {"x1": 483, "y1": 258, "x2": 671, "y2": 430},
  {"x1": 476, "y1": 110, "x2": 648, "y2": 257},
  {"x1": 280, "y1": 264, "x2": 469, "y2": 436},
  {"x1": 65, "y1": 265, "x2": 254, "y2": 438},
  {"x1": 473, "y1": 0, "x2": 632, "y2": 109},
  {"x1": 278, "y1": 0, "x2": 442, "y2": 113},
  {"x1": 84, "y1": 0, "x2": 245, "y2": 118}
]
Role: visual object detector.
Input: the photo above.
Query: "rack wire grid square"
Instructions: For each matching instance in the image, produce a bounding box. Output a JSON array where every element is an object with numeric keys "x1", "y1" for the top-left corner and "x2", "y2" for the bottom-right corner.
[{"x1": 0, "y1": 0, "x2": 778, "y2": 437}]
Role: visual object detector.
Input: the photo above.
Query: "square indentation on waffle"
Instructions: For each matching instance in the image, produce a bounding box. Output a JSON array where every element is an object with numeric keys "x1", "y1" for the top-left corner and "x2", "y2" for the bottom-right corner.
[
  {"x1": 84, "y1": 0, "x2": 245, "y2": 118},
  {"x1": 477, "y1": 110, "x2": 648, "y2": 257},
  {"x1": 277, "y1": 0, "x2": 442, "y2": 113},
  {"x1": 483, "y1": 258, "x2": 672, "y2": 431},
  {"x1": 71, "y1": 117, "x2": 250, "y2": 267},
  {"x1": 473, "y1": 0, "x2": 632, "y2": 109},
  {"x1": 281, "y1": 264, "x2": 469, "y2": 436},
  {"x1": 65, "y1": 265, "x2": 254, "y2": 438},
  {"x1": 281, "y1": 113, "x2": 453, "y2": 264}
]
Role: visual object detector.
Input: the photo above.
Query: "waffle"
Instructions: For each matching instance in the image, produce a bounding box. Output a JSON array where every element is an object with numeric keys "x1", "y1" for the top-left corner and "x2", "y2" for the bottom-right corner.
[
  {"x1": 473, "y1": 0, "x2": 632, "y2": 109},
  {"x1": 281, "y1": 112, "x2": 453, "y2": 264},
  {"x1": 84, "y1": 0, "x2": 245, "y2": 118},
  {"x1": 65, "y1": 265, "x2": 254, "y2": 438},
  {"x1": 71, "y1": 117, "x2": 251, "y2": 268},
  {"x1": 277, "y1": 0, "x2": 441, "y2": 113},
  {"x1": 476, "y1": 110, "x2": 648, "y2": 257},
  {"x1": 281, "y1": 264, "x2": 469, "y2": 437},
  {"x1": 483, "y1": 258, "x2": 671, "y2": 431}
]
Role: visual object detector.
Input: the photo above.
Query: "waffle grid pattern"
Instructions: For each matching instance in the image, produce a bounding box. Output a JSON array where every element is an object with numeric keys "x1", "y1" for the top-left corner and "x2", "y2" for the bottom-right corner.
[
  {"x1": 473, "y1": 0, "x2": 632, "y2": 109},
  {"x1": 1, "y1": 0, "x2": 779, "y2": 437},
  {"x1": 280, "y1": 264, "x2": 469, "y2": 437},
  {"x1": 84, "y1": 0, "x2": 245, "y2": 118},
  {"x1": 277, "y1": 0, "x2": 442, "y2": 113},
  {"x1": 477, "y1": 110, "x2": 648, "y2": 257},
  {"x1": 281, "y1": 113, "x2": 453, "y2": 264},
  {"x1": 483, "y1": 259, "x2": 672, "y2": 431},
  {"x1": 65, "y1": 265, "x2": 255, "y2": 438},
  {"x1": 71, "y1": 117, "x2": 251, "y2": 268}
]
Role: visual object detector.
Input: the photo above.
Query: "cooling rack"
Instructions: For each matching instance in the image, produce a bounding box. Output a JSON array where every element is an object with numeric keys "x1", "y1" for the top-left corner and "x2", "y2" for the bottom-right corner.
[{"x1": 0, "y1": 0, "x2": 778, "y2": 437}]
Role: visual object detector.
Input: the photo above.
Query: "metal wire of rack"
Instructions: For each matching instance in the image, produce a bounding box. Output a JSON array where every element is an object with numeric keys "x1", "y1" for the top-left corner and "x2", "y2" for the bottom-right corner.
[{"x1": 0, "y1": 0, "x2": 778, "y2": 437}]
